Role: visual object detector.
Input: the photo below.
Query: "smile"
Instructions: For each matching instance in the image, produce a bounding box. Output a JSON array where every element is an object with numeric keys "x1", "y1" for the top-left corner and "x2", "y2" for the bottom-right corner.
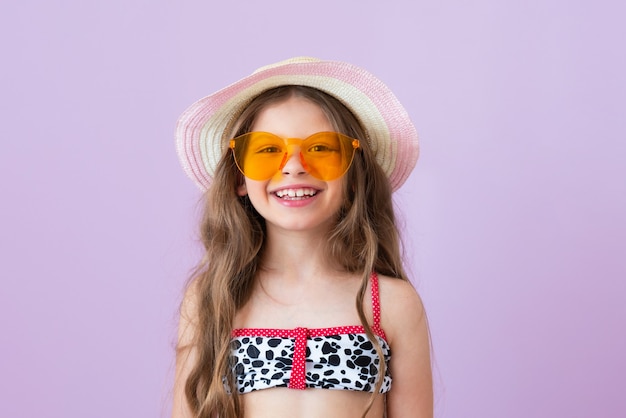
[{"x1": 273, "y1": 187, "x2": 318, "y2": 200}]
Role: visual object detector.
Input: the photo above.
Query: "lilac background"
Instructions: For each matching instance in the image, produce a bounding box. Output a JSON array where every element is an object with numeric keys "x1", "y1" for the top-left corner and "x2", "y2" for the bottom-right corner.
[{"x1": 1, "y1": 0, "x2": 624, "y2": 417}]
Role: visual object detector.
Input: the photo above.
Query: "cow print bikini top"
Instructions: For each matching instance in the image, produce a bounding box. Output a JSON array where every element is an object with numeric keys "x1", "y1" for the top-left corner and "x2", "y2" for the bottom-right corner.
[{"x1": 229, "y1": 272, "x2": 392, "y2": 394}]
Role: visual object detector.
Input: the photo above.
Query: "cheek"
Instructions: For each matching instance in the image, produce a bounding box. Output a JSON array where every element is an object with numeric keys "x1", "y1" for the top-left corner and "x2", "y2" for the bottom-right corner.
[
  {"x1": 238, "y1": 176, "x2": 265, "y2": 197},
  {"x1": 328, "y1": 179, "x2": 347, "y2": 208},
  {"x1": 241, "y1": 179, "x2": 269, "y2": 204}
]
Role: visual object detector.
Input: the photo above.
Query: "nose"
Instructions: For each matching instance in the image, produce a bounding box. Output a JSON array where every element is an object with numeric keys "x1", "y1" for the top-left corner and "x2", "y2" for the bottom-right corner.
[{"x1": 280, "y1": 145, "x2": 308, "y2": 177}]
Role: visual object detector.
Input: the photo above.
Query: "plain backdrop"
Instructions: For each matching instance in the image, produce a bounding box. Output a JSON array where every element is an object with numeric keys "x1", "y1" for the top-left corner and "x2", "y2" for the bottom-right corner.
[{"x1": 1, "y1": 1, "x2": 625, "y2": 417}]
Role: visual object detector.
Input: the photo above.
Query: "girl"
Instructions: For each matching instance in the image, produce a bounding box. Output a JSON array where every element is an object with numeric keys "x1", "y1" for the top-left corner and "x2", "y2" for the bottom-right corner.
[{"x1": 173, "y1": 57, "x2": 432, "y2": 418}]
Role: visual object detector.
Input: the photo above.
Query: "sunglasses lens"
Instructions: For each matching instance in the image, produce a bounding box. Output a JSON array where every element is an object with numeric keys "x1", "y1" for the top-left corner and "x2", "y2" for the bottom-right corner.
[
  {"x1": 300, "y1": 132, "x2": 358, "y2": 180},
  {"x1": 231, "y1": 132, "x2": 286, "y2": 180},
  {"x1": 230, "y1": 132, "x2": 359, "y2": 181}
]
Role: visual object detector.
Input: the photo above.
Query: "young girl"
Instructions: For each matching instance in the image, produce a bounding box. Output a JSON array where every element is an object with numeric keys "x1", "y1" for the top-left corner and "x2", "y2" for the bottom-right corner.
[{"x1": 172, "y1": 57, "x2": 432, "y2": 418}]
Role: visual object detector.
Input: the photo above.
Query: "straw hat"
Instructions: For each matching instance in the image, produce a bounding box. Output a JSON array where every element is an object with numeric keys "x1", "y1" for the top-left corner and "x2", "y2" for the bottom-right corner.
[{"x1": 175, "y1": 57, "x2": 419, "y2": 191}]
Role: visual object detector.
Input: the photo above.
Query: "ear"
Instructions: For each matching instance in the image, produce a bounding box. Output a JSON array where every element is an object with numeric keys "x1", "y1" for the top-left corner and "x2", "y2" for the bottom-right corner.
[{"x1": 236, "y1": 182, "x2": 247, "y2": 196}]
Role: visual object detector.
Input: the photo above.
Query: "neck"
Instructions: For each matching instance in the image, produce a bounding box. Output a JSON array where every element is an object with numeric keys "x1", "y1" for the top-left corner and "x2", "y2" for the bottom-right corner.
[{"x1": 260, "y1": 227, "x2": 341, "y2": 282}]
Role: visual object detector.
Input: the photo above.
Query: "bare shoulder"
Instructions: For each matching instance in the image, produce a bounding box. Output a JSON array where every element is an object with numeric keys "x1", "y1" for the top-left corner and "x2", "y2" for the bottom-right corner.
[
  {"x1": 377, "y1": 274, "x2": 426, "y2": 342},
  {"x1": 377, "y1": 274, "x2": 433, "y2": 417}
]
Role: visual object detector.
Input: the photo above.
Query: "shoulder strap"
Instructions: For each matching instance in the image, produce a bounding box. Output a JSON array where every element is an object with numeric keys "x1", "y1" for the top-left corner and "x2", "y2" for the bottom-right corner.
[{"x1": 370, "y1": 272, "x2": 382, "y2": 329}]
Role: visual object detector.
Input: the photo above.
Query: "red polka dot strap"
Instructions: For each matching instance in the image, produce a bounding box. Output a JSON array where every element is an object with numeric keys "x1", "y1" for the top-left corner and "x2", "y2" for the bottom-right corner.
[{"x1": 370, "y1": 271, "x2": 384, "y2": 336}]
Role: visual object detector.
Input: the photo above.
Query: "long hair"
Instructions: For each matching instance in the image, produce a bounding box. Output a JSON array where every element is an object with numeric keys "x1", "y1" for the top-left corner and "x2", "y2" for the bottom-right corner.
[{"x1": 180, "y1": 86, "x2": 409, "y2": 417}]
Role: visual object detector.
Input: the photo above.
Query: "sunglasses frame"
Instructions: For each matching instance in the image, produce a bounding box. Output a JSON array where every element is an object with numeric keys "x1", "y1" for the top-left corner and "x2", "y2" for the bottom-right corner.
[{"x1": 229, "y1": 131, "x2": 360, "y2": 181}]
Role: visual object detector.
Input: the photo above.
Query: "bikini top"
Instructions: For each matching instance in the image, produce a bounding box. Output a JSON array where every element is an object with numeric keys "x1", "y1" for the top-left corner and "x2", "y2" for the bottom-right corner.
[{"x1": 229, "y1": 272, "x2": 392, "y2": 394}]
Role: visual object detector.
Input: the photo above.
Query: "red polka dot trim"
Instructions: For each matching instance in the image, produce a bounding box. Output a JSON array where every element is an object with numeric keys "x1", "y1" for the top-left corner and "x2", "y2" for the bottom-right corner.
[
  {"x1": 289, "y1": 327, "x2": 308, "y2": 389},
  {"x1": 231, "y1": 324, "x2": 385, "y2": 339}
]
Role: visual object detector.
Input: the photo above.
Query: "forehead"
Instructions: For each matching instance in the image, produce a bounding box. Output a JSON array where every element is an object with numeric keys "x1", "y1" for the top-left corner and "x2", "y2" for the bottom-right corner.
[{"x1": 251, "y1": 96, "x2": 333, "y2": 138}]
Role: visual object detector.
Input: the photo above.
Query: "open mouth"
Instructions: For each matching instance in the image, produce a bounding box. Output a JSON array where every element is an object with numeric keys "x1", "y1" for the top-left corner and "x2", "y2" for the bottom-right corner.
[{"x1": 273, "y1": 188, "x2": 318, "y2": 200}]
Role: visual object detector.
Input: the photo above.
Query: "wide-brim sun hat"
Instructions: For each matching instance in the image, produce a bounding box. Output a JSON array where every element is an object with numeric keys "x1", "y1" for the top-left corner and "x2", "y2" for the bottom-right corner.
[{"x1": 176, "y1": 57, "x2": 419, "y2": 192}]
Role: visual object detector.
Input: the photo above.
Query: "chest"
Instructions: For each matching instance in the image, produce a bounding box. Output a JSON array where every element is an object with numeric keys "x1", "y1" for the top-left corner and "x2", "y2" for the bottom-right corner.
[
  {"x1": 234, "y1": 290, "x2": 371, "y2": 331},
  {"x1": 234, "y1": 274, "x2": 370, "y2": 330}
]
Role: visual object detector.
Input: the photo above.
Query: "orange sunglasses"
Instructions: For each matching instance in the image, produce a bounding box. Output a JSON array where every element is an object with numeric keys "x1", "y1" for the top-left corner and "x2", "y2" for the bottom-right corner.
[{"x1": 229, "y1": 131, "x2": 360, "y2": 181}]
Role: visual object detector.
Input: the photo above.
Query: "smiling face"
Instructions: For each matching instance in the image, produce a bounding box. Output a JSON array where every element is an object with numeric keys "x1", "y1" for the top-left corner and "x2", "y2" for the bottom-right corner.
[{"x1": 237, "y1": 95, "x2": 346, "y2": 235}]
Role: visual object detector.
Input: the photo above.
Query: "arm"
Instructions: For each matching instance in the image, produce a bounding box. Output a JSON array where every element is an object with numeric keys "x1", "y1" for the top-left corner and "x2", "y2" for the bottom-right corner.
[
  {"x1": 171, "y1": 284, "x2": 199, "y2": 418},
  {"x1": 380, "y1": 277, "x2": 433, "y2": 418}
]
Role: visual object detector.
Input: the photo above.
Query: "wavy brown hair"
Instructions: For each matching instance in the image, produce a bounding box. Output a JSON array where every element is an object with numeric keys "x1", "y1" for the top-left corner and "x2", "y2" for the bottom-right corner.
[{"x1": 179, "y1": 86, "x2": 409, "y2": 418}]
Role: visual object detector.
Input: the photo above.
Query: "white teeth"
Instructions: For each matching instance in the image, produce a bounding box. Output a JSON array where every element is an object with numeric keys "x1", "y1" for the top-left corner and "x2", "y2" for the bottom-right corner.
[{"x1": 275, "y1": 188, "x2": 317, "y2": 198}]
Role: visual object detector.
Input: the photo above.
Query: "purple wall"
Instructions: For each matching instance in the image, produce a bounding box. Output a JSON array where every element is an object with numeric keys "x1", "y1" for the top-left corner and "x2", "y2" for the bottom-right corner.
[{"x1": 1, "y1": 1, "x2": 624, "y2": 417}]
